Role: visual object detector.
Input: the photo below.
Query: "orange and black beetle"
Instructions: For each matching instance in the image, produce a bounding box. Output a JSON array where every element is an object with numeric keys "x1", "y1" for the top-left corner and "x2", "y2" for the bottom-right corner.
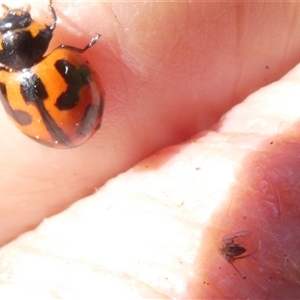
[{"x1": 0, "y1": 1, "x2": 104, "y2": 148}]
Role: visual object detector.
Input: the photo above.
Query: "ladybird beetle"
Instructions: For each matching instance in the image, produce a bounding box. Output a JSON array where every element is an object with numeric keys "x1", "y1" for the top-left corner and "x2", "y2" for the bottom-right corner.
[{"x1": 0, "y1": 1, "x2": 104, "y2": 148}]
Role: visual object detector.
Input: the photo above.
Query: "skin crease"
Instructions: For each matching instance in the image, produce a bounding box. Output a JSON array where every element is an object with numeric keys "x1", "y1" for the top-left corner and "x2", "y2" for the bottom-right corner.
[{"x1": 0, "y1": 0, "x2": 300, "y2": 298}]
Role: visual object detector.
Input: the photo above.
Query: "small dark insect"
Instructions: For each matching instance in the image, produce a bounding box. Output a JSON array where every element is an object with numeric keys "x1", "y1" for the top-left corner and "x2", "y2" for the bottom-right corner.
[
  {"x1": 221, "y1": 244, "x2": 247, "y2": 264},
  {"x1": 220, "y1": 233, "x2": 250, "y2": 279}
]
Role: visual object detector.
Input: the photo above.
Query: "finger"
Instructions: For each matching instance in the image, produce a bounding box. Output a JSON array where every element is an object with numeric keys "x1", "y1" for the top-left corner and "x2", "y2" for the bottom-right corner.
[
  {"x1": 1, "y1": 62, "x2": 300, "y2": 298},
  {"x1": 192, "y1": 64, "x2": 300, "y2": 297},
  {"x1": 0, "y1": 1, "x2": 299, "y2": 248}
]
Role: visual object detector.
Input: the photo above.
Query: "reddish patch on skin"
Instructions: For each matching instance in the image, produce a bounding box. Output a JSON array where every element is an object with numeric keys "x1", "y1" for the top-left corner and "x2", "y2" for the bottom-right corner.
[{"x1": 186, "y1": 133, "x2": 300, "y2": 298}]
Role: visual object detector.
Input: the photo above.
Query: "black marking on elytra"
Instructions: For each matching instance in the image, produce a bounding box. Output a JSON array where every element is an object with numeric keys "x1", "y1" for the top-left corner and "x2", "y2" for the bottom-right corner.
[
  {"x1": 76, "y1": 93, "x2": 104, "y2": 137},
  {"x1": 0, "y1": 82, "x2": 7, "y2": 99},
  {"x1": 19, "y1": 72, "x2": 73, "y2": 146},
  {"x1": 0, "y1": 81, "x2": 32, "y2": 125},
  {"x1": 95, "y1": 94, "x2": 104, "y2": 132},
  {"x1": 55, "y1": 59, "x2": 91, "y2": 111},
  {"x1": 98, "y1": 94, "x2": 104, "y2": 116},
  {"x1": 76, "y1": 104, "x2": 99, "y2": 137},
  {"x1": 20, "y1": 73, "x2": 48, "y2": 105},
  {"x1": 95, "y1": 123, "x2": 101, "y2": 131},
  {"x1": 12, "y1": 110, "x2": 32, "y2": 126}
]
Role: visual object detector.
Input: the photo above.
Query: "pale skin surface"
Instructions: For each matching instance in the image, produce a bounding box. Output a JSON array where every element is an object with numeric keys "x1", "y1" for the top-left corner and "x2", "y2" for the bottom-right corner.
[{"x1": 0, "y1": 1, "x2": 300, "y2": 298}]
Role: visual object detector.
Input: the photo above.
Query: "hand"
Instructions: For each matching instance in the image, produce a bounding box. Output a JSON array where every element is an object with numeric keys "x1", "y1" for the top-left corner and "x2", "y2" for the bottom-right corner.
[{"x1": 0, "y1": 1, "x2": 299, "y2": 298}]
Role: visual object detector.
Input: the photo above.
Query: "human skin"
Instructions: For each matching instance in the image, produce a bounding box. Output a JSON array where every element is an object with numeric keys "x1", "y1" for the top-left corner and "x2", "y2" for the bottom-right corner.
[{"x1": 0, "y1": 1, "x2": 300, "y2": 298}]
